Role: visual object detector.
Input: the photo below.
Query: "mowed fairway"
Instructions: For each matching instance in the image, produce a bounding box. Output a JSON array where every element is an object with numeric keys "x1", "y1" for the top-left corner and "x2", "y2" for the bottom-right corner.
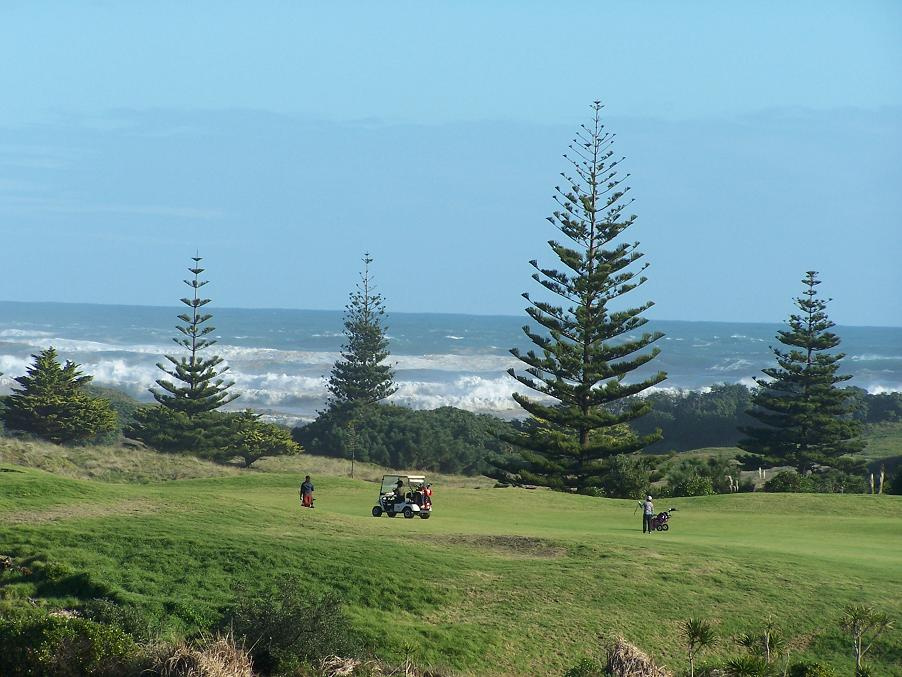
[{"x1": 1, "y1": 467, "x2": 900, "y2": 675}]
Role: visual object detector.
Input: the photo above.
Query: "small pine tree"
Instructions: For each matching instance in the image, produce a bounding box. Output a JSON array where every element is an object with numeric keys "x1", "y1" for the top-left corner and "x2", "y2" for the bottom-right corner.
[
  {"x1": 326, "y1": 253, "x2": 397, "y2": 408},
  {"x1": 151, "y1": 255, "x2": 239, "y2": 416},
  {"x1": 2, "y1": 347, "x2": 117, "y2": 444},
  {"x1": 739, "y1": 272, "x2": 864, "y2": 472},
  {"x1": 492, "y1": 102, "x2": 666, "y2": 493}
]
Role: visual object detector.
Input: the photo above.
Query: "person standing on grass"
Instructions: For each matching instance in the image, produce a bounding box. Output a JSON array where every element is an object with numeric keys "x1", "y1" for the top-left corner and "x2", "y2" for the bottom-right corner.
[
  {"x1": 642, "y1": 495, "x2": 654, "y2": 533},
  {"x1": 300, "y1": 475, "x2": 314, "y2": 509}
]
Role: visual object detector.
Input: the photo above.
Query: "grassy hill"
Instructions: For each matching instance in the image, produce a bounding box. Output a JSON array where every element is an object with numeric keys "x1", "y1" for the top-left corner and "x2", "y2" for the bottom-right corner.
[{"x1": 1, "y1": 443, "x2": 900, "y2": 674}]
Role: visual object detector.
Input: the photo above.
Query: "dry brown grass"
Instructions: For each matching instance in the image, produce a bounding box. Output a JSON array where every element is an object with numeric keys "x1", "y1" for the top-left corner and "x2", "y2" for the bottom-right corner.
[
  {"x1": 0, "y1": 436, "x2": 489, "y2": 487},
  {"x1": 152, "y1": 631, "x2": 254, "y2": 677},
  {"x1": 605, "y1": 637, "x2": 673, "y2": 677},
  {"x1": 257, "y1": 454, "x2": 490, "y2": 488},
  {"x1": 0, "y1": 437, "x2": 238, "y2": 483}
]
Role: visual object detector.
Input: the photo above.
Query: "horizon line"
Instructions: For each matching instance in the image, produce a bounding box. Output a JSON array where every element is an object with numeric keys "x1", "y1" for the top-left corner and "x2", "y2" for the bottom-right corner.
[{"x1": 0, "y1": 298, "x2": 899, "y2": 330}]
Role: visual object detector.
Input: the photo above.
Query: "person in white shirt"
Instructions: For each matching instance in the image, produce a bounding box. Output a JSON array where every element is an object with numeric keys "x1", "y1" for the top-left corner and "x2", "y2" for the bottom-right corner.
[{"x1": 642, "y1": 495, "x2": 654, "y2": 533}]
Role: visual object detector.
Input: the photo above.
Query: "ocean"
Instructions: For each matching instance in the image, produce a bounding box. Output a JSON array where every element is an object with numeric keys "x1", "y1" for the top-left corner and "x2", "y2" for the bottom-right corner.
[{"x1": 1, "y1": 301, "x2": 900, "y2": 424}]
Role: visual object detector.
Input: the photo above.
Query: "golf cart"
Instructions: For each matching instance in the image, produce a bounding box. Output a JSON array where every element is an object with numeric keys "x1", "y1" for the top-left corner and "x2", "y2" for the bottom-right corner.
[{"x1": 372, "y1": 474, "x2": 432, "y2": 519}]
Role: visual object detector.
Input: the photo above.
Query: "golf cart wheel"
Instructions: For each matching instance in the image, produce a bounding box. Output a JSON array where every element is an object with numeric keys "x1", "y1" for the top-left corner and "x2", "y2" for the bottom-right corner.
[
  {"x1": 372, "y1": 506, "x2": 383, "y2": 518},
  {"x1": 419, "y1": 512, "x2": 430, "y2": 519},
  {"x1": 656, "y1": 525, "x2": 663, "y2": 531},
  {"x1": 387, "y1": 511, "x2": 396, "y2": 518},
  {"x1": 402, "y1": 507, "x2": 414, "y2": 519},
  {"x1": 661, "y1": 523, "x2": 669, "y2": 531}
]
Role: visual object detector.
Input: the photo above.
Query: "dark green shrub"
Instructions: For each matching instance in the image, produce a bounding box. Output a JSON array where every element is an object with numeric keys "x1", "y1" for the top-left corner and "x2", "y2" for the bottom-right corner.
[
  {"x1": 666, "y1": 456, "x2": 738, "y2": 495},
  {"x1": 724, "y1": 655, "x2": 774, "y2": 676},
  {"x1": 0, "y1": 606, "x2": 138, "y2": 676},
  {"x1": 888, "y1": 468, "x2": 902, "y2": 495},
  {"x1": 600, "y1": 454, "x2": 652, "y2": 499},
  {"x1": 126, "y1": 407, "x2": 233, "y2": 455},
  {"x1": 764, "y1": 470, "x2": 801, "y2": 493},
  {"x1": 294, "y1": 403, "x2": 518, "y2": 474},
  {"x1": 765, "y1": 468, "x2": 867, "y2": 494},
  {"x1": 738, "y1": 478, "x2": 757, "y2": 492},
  {"x1": 80, "y1": 598, "x2": 152, "y2": 641},
  {"x1": 672, "y1": 474, "x2": 715, "y2": 497},
  {"x1": 221, "y1": 576, "x2": 361, "y2": 675},
  {"x1": 808, "y1": 469, "x2": 867, "y2": 493},
  {"x1": 788, "y1": 662, "x2": 837, "y2": 677}
]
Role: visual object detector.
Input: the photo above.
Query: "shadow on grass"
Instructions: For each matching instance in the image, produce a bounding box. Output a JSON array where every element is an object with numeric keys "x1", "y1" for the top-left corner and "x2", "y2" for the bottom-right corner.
[{"x1": 1, "y1": 554, "x2": 118, "y2": 602}]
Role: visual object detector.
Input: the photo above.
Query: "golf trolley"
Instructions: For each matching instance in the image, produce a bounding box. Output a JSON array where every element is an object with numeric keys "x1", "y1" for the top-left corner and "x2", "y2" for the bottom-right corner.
[
  {"x1": 649, "y1": 507, "x2": 676, "y2": 531},
  {"x1": 371, "y1": 474, "x2": 432, "y2": 519}
]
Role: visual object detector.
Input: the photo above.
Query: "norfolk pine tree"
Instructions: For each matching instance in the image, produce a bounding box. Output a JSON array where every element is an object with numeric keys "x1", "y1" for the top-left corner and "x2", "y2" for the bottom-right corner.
[
  {"x1": 327, "y1": 253, "x2": 397, "y2": 408},
  {"x1": 493, "y1": 102, "x2": 666, "y2": 493},
  {"x1": 151, "y1": 255, "x2": 238, "y2": 416},
  {"x1": 738, "y1": 271, "x2": 864, "y2": 472},
  {"x1": 2, "y1": 347, "x2": 117, "y2": 444}
]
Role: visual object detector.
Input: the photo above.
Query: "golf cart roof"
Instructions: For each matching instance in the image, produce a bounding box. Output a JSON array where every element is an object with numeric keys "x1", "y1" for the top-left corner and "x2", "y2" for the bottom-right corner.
[{"x1": 381, "y1": 474, "x2": 426, "y2": 483}]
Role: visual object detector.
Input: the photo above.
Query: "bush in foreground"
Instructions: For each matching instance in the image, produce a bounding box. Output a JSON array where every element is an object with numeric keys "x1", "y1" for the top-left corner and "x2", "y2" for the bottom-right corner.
[
  {"x1": 0, "y1": 606, "x2": 138, "y2": 676},
  {"x1": 221, "y1": 575, "x2": 361, "y2": 675}
]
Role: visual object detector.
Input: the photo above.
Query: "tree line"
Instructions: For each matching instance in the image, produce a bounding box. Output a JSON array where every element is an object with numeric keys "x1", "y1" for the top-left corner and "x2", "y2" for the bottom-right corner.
[{"x1": 1, "y1": 102, "x2": 896, "y2": 493}]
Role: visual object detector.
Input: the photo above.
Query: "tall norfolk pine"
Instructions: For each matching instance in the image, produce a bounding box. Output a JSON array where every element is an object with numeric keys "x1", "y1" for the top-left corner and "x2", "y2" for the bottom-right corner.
[
  {"x1": 327, "y1": 253, "x2": 397, "y2": 408},
  {"x1": 494, "y1": 103, "x2": 666, "y2": 493},
  {"x1": 151, "y1": 256, "x2": 238, "y2": 416},
  {"x1": 739, "y1": 271, "x2": 864, "y2": 472}
]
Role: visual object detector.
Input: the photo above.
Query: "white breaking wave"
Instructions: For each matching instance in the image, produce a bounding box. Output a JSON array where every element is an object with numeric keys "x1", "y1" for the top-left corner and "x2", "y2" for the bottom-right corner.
[
  {"x1": 390, "y1": 375, "x2": 533, "y2": 412},
  {"x1": 867, "y1": 384, "x2": 902, "y2": 394},
  {"x1": 0, "y1": 355, "x2": 30, "y2": 375},
  {"x1": 6, "y1": 333, "x2": 516, "y2": 374},
  {"x1": 394, "y1": 353, "x2": 514, "y2": 372},
  {"x1": 708, "y1": 358, "x2": 754, "y2": 372},
  {"x1": 0, "y1": 329, "x2": 54, "y2": 338},
  {"x1": 849, "y1": 353, "x2": 902, "y2": 362}
]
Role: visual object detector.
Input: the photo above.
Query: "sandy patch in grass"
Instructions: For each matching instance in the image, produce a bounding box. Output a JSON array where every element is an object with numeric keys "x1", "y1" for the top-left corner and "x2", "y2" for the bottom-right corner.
[{"x1": 3, "y1": 498, "x2": 159, "y2": 525}]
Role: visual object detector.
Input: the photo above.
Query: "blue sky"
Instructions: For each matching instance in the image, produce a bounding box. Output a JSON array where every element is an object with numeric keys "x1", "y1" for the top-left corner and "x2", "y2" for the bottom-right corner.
[{"x1": 1, "y1": 1, "x2": 900, "y2": 325}]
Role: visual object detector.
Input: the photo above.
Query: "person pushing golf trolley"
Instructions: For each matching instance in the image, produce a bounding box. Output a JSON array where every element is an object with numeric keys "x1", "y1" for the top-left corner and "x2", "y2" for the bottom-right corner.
[{"x1": 637, "y1": 494, "x2": 676, "y2": 533}]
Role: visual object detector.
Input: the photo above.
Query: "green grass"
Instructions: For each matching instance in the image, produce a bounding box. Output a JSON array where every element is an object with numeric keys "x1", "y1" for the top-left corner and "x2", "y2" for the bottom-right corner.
[{"x1": 1, "y1": 456, "x2": 900, "y2": 675}]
